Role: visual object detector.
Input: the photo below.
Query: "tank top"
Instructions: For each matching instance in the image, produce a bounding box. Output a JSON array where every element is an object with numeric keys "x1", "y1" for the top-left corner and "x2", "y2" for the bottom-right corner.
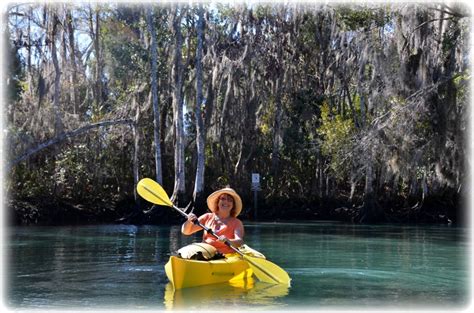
[{"x1": 198, "y1": 213, "x2": 244, "y2": 254}]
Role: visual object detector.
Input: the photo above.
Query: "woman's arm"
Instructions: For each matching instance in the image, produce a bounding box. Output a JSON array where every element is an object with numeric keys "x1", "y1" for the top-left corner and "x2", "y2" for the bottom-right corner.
[{"x1": 226, "y1": 228, "x2": 244, "y2": 247}]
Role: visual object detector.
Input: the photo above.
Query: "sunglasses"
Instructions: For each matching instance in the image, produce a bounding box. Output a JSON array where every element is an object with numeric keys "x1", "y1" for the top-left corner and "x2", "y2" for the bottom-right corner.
[{"x1": 219, "y1": 195, "x2": 234, "y2": 202}]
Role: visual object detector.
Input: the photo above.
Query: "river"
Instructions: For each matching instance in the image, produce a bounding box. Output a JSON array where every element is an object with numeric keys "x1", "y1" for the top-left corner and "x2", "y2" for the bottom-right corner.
[{"x1": 5, "y1": 222, "x2": 470, "y2": 310}]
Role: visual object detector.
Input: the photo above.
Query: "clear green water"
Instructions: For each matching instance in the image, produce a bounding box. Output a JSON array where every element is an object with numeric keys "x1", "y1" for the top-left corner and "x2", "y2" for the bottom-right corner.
[{"x1": 5, "y1": 222, "x2": 471, "y2": 310}]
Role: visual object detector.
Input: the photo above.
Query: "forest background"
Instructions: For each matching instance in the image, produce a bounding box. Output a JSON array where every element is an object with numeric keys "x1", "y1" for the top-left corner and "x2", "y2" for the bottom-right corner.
[{"x1": 3, "y1": 1, "x2": 470, "y2": 226}]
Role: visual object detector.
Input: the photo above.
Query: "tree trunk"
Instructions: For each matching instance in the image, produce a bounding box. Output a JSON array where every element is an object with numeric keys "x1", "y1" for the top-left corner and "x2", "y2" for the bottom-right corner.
[
  {"x1": 89, "y1": 6, "x2": 103, "y2": 116},
  {"x1": 26, "y1": 6, "x2": 33, "y2": 97},
  {"x1": 146, "y1": 8, "x2": 163, "y2": 184},
  {"x1": 204, "y1": 68, "x2": 215, "y2": 138},
  {"x1": 271, "y1": 76, "x2": 283, "y2": 180},
  {"x1": 349, "y1": 169, "x2": 357, "y2": 201},
  {"x1": 66, "y1": 8, "x2": 79, "y2": 115},
  {"x1": 193, "y1": 5, "x2": 206, "y2": 206},
  {"x1": 358, "y1": 159, "x2": 384, "y2": 223},
  {"x1": 234, "y1": 66, "x2": 257, "y2": 179},
  {"x1": 171, "y1": 7, "x2": 186, "y2": 205},
  {"x1": 50, "y1": 11, "x2": 64, "y2": 135},
  {"x1": 218, "y1": 69, "x2": 233, "y2": 174},
  {"x1": 132, "y1": 96, "x2": 140, "y2": 203}
]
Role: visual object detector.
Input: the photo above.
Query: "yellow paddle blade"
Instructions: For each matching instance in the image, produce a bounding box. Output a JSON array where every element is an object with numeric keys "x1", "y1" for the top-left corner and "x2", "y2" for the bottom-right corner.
[
  {"x1": 137, "y1": 178, "x2": 173, "y2": 207},
  {"x1": 244, "y1": 255, "x2": 291, "y2": 286}
]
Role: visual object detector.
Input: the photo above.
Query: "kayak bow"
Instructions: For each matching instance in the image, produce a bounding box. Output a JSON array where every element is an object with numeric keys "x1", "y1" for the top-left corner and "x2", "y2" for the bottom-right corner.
[{"x1": 165, "y1": 254, "x2": 253, "y2": 289}]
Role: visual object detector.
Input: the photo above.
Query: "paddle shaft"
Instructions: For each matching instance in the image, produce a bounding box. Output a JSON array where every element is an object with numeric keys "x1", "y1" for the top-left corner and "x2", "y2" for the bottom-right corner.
[{"x1": 141, "y1": 183, "x2": 284, "y2": 284}]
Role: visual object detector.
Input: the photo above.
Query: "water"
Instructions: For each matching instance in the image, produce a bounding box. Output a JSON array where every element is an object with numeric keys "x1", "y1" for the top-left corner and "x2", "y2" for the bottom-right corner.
[{"x1": 5, "y1": 222, "x2": 471, "y2": 310}]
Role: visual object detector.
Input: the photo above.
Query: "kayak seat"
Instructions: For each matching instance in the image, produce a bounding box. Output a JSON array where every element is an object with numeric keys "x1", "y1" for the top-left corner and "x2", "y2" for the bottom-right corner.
[{"x1": 177, "y1": 242, "x2": 224, "y2": 260}]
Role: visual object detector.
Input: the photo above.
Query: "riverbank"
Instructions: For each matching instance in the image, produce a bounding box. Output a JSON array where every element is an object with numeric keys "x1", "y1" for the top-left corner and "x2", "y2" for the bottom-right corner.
[{"x1": 7, "y1": 192, "x2": 463, "y2": 227}]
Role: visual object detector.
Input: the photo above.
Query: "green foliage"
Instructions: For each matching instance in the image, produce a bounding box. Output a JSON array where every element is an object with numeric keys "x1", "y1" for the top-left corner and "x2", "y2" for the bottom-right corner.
[
  {"x1": 317, "y1": 102, "x2": 355, "y2": 179},
  {"x1": 10, "y1": 163, "x2": 55, "y2": 199},
  {"x1": 442, "y1": 20, "x2": 461, "y2": 55},
  {"x1": 6, "y1": 43, "x2": 25, "y2": 103},
  {"x1": 102, "y1": 19, "x2": 148, "y2": 84},
  {"x1": 336, "y1": 5, "x2": 391, "y2": 30},
  {"x1": 453, "y1": 70, "x2": 470, "y2": 102},
  {"x1": 258, "y1": 98, "x2": 276, "y2": 137},
  {"x1": 54, "y1": 144, "x2": 94, "y2": 201}
]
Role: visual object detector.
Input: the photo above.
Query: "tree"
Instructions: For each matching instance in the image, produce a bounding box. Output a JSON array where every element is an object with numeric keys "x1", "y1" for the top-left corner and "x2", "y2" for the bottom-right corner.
[
  {"x1": 88, "y1": 4, "x2": 104, "y2": 119},
  {"x1": 170, "y1": 6, "x2": 186, "y2": 205},
  {"x1": 65, "y1": 7, "x2": 80, "y2": 114},
  {"x1": 50, "y1": 7, "x2": 64, "y2": 135},
  {"x1": 193, "y1": 4, "x2": 206, "y2": 206},
  {"x1": 146, "y1": 7, "x2": 163, "y2": 185}
]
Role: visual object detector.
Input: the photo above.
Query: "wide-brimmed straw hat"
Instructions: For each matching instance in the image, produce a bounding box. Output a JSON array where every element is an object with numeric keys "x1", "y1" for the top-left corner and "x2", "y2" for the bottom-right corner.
[{"x1": 207, "y1": 187, "x2": 243, "y2": 217}]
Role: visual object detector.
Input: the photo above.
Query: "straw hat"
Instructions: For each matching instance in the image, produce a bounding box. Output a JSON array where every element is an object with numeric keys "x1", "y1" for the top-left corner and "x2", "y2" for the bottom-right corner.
[{"x1": 207, "y1": 187, "x2": 243, "y2": 217}]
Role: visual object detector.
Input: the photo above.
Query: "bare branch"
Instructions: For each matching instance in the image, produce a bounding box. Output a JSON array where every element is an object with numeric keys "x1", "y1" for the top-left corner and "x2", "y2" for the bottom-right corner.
[{"x1": 8, "y1": 119, "x2": 134, "y2": 170}]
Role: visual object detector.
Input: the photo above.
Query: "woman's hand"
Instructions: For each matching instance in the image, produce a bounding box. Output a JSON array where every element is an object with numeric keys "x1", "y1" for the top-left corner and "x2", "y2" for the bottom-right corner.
[
  {"x1": 218, "y1": 232, "x2": 243, "y2": 248},
  {"x1": 182, "y1": 213, "x2": 199, "y2": 235},
  {"x1": 187, "y1": 213, "x2": 197, "y2": 224},
  {"x1": 217, "y1": 235, "x2": 228, "y2": 243}
]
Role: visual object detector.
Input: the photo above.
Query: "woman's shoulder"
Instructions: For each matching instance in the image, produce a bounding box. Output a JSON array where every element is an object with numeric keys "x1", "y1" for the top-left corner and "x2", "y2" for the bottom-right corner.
[{"x1": 230, "y1": 217, "x2": 244, "y2": 227}]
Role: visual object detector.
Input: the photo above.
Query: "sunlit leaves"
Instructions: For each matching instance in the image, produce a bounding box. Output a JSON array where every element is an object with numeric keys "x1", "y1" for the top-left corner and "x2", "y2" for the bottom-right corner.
[{"x1": 317, "y1": 102, "x2": 355, "y2": 179}]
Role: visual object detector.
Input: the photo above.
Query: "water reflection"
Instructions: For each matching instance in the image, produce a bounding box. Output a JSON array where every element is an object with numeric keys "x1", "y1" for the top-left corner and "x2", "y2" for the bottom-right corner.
[{"x1": 163, "y1": 279, "x2": 290, "y2": 309}]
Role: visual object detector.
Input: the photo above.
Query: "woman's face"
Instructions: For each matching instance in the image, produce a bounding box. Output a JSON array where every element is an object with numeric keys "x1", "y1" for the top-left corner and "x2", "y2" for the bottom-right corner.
[{"x1": 217, "y1": 193, "x2": 234, "y2": 216}]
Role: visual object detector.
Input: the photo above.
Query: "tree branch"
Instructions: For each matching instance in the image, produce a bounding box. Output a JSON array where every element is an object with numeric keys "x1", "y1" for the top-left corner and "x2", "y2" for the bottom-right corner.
[
  {"x1": 413, "y1": 17, "x2": 456, "y2": 32},
  {"x1": 8, "y1": 119, "x2": 134, "y2": 171},
  {"x1": 429, "y1": 5, "x2": 471, "y2": 18}
]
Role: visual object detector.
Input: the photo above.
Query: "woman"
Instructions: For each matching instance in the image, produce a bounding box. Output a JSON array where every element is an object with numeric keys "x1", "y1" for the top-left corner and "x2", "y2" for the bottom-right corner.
[{"x1": 180, "y1": 187, "x2": 244, "y2": 258}]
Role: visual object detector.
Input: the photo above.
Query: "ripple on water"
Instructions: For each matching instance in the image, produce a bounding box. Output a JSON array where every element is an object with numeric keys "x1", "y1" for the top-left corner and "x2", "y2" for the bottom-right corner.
[{"x1": 288, "y1": 267, "x2": 465, "y2": 286}]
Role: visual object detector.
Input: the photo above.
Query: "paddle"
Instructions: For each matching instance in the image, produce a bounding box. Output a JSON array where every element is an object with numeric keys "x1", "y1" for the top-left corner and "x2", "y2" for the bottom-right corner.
[{"x1": 136, "y1": 178, "x2": 291, "y2": 286}]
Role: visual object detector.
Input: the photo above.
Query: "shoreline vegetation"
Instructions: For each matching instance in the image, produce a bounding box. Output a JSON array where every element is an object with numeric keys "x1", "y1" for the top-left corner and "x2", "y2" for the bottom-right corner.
[
  {"x1": 6, "y1": 3, "x2": 469, "y2": 229},
  {"x1": 8, "y1": 189, "x2": 462, "y2": 227}
]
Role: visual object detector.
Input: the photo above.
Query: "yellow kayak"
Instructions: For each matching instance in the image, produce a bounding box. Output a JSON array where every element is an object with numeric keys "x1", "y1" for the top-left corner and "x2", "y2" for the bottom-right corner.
[{"x1": 165, "y1": 254, "x2": 253, "y2": 290}]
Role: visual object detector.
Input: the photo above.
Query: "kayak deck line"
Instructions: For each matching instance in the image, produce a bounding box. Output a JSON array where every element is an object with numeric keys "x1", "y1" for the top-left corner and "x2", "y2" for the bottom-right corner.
[{"x1": 211, "y1": 271, "x2": 236, "y2": 276}]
